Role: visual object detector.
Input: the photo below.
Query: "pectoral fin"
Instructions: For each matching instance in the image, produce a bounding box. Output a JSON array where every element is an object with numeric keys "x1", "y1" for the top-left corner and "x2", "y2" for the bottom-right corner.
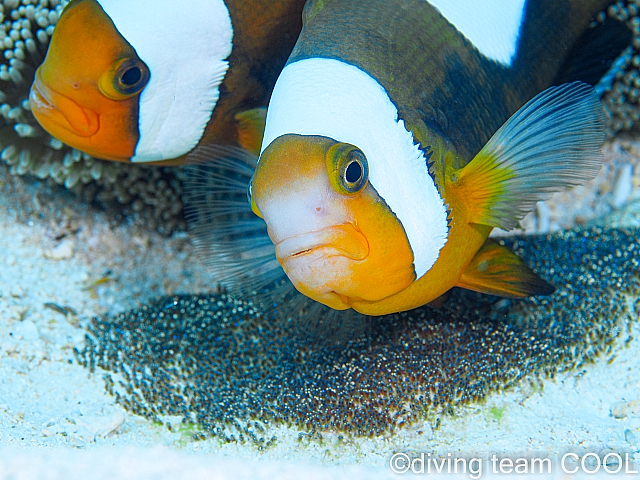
[
  {"x1": 234, "y1": 107, "x2": 267, "y2": 155},
  {"x1": 456, "y1": 239, "x2": 555, "y2": 298},
  {"x1": 450, "y1": 82, "x2": 605, "y2": 231}
]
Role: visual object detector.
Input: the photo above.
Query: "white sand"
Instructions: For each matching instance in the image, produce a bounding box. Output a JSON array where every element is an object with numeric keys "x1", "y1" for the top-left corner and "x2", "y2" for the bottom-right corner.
[{"x1": 0, "y1": 139, "x2": 639, "y2": 478}]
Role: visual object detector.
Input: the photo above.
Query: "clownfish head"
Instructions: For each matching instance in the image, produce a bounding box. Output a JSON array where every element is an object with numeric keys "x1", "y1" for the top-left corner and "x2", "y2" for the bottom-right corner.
[
  {"x1": 251, "y1": 134, "x2": 428, "y2": 311},
  {"x1": 29, "y1": 0, "x2": 233, "y2": 162}
]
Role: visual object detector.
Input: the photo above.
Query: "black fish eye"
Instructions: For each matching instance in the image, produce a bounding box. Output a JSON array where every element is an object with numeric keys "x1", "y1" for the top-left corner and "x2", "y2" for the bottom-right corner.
[
  {"x1": 345, "y1": 159, "x2": 362, "y2": 183},
  {"x1": 121, "y1": 66, "x2": 142, "y2": 86},
  {"x1": 114, "y1": 58, "x2": 150, "y2": 96},
  {"x1": 340, "y1": 149, "x2": 368, "y2": 194},
  {"x1": 326, "y1": 142, "x2": 369, "y2": 195}
]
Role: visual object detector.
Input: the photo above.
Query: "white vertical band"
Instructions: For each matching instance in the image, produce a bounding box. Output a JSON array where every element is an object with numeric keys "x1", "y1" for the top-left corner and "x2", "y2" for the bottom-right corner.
[
  {"x1": 429, "y1": 0, "x2": 527, "y2": 66},
  {"x1": 98, "y1": 0, "x2": 233, "y2": 161},
  {"x1": 261, "y1": 58, "x2": 449, "y2": 278}
]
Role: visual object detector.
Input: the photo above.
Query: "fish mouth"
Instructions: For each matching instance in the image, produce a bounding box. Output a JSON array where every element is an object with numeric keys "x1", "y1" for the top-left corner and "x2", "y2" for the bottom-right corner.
[
  {"x1": 29, "y1": 68, "x2": 99, "y2": 138},
  {"x1": 275, "y1": 224, "x2": 369, "y2": 262}
]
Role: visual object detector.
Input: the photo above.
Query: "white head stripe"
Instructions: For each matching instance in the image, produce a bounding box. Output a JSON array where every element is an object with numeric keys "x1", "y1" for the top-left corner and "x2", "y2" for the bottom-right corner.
[
  {"x1": 429, "y1": 0, "x2": 527, "y2": 66},
  {"x1": 98, "y1": 0, "x2": 233, "y2": 162},
  {"x1": 261, "y1": 59, "x2": 449, "y2": 278}
]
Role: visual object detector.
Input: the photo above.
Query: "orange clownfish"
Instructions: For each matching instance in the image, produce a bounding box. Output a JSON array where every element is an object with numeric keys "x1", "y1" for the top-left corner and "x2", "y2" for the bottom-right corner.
[
  {"x1": 29, "y1": 0, "x2": 305, "y2": 163},
  {"x1": 184, "y1": 0, "x2": 627, "y2": 317}
]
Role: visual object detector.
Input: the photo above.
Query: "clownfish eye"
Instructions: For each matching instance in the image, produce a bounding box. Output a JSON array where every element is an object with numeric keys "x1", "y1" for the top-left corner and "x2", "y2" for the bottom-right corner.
[
  {"x1": 326, "y1": 142, "x2": 369, "y2": 195},
  {"x1": 99, "y1": 57, "x2": 150, "y2": 100},
  {"x1": 114, "y1": 58, "x2": 149, "y2": 95},
  {"x1": 121, "y1": 66, "x2": 142, "y2": 87},
  {"x1": 344, "y1": 151, "x2": 366, "y2": 187}
]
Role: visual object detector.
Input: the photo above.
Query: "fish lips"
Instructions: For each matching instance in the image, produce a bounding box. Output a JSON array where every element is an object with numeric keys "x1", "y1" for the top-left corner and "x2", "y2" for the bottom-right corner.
[
  {"x1": 274, "y1": 224, "x2": 370, "y2": 309},
  {"x1": 29, "y1": 68, "x2": 99, "y2": 138},
  {"x1": 275, "y1": 224, "x2": 369, "y2": 263}
]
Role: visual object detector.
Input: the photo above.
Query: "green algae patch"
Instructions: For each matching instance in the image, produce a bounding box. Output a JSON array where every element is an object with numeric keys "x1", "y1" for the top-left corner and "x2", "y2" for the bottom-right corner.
[{"x1": 488, "y1": 405, "x2": 506, "y2": 424}]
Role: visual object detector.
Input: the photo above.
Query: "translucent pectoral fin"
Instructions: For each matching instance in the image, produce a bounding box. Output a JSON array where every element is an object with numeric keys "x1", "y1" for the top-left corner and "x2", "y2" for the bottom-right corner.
[
  {"x1": 183, "y1": 144, "x2": 370, "y2": 341},
  {"x1": 234, "y1": 107, "x2": 267, "y2": 155},
  {"x1": 456, "y1": 239, "x2": 555, "y2": 298},
  {"x1": 184, "y1": 144, "x2": 282, "y2": 293},
  {"x1": 452, "y1": 81, "x2": 605, "y2": 231}
]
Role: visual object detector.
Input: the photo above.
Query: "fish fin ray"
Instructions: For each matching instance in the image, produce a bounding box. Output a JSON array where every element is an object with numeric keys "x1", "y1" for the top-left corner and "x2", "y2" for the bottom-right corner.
[
  {"x1": 234, "y1": 108, "x2": 267, "y2": 156},
  {"x1": 184, "y1": 145, "x2": 284, "y2": 296},
  {"x1": 184, "y1": 144, "x2": 370, "y2": 342},
  {"x1": 453, "y1": 81, "x2": 605, "y2": 231},
  {"x1": 457, "y1": 238, "x2": 555, "y2": 298}
]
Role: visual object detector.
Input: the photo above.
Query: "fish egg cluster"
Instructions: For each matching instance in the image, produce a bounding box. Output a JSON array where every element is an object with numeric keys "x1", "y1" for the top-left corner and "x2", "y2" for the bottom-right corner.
[
  {"x1": 0, "y1": 0, "x2": 186, "y2": 233},
  {"x1": 77, "y1": 227, "x2": 639, "y2": 446}
]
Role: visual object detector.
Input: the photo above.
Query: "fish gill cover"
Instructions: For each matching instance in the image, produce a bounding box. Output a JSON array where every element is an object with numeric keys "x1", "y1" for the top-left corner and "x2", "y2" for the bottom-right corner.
[{"x1": 76, "y1": 227, "x2": 638, "y2": 445}]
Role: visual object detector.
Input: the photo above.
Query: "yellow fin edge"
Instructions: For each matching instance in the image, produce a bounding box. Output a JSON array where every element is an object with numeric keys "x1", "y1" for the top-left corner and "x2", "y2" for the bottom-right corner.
[
  {"x1": 235, "y1": 107, "x2": 267, "y2": 156},
  {"x1": 456, "y1": 238, "x2": 555, "y2": 298}
]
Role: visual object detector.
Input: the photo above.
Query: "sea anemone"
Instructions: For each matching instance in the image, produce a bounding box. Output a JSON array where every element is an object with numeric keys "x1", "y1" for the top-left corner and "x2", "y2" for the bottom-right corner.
[{"x1": 599, "y1": 0, "x2": 640, "y2": 134}]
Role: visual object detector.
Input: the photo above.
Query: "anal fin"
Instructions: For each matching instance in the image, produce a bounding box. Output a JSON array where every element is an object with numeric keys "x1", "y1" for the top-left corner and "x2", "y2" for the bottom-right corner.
[
  {"x1": 456, "y1": 239, "x2": 555, "y2": 298},
  {"x1": 427, "y1": 289, "x2": 453, "y2": 308},
  {"x1": 234, "y1": 107, "x2": 267, "y2": 155}
]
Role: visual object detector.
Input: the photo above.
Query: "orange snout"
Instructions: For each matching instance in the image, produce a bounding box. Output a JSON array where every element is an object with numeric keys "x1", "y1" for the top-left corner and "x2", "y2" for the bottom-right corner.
[{"x1": 29, "y1": 0, "x2": 142, "y2": 162}]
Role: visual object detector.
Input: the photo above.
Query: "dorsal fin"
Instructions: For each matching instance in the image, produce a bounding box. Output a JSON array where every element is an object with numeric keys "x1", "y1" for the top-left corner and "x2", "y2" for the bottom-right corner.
[{"x1": 554, "y1": 17, "x2": 633, "y2": 86}]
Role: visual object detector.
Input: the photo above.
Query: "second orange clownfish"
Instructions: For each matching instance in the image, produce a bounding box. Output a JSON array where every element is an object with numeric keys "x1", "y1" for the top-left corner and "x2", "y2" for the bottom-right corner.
[{"x1": 29, "y1": 0, "x2": 305, "y2": 163}]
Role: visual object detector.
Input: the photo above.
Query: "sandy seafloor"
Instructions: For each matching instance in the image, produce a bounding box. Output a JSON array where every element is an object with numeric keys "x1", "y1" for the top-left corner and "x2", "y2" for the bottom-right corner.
[{"x1": 1, "y1": 138, "x2": 640, "y2": 479}]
